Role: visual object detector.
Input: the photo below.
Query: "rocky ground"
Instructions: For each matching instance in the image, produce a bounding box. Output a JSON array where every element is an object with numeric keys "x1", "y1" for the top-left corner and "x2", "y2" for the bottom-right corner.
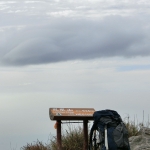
[{"x1": 129, "y1": 127, "x2": 150, "y2": 150}]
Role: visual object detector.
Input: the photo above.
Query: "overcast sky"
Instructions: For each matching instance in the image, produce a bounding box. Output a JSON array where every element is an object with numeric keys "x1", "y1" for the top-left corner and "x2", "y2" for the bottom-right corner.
[{"x1": 1, "y1": 0, "x2": 150, "y2": 149}]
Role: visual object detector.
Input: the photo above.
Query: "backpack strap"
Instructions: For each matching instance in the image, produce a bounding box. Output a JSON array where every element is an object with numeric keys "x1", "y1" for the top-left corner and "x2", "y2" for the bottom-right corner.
[
  {"x1": 105, "y1": 125, "x2": 109, "y2": 150},
  {"x1": 89, "y1": 123, "x2": 97, "y2": 149}
]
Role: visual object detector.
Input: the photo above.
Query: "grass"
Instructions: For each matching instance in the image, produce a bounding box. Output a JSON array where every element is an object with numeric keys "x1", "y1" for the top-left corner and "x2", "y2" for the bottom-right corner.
[
  {"x1": 124, "y1": 121, "x2": 139, "y2": 137},
  {"x1": 48, "y1": 125, "x2": 84, "y2": 150},
  {"x1": 21, "y1": 116, "x2": 149, "y2": 150},
  {"x1": 21, "y1": 140, "x2": 48, "y2": 150},
  {"x1": 21, "y1": 125, "x2": 85, "y2": 150},
  {"x1": 123, "y1": 114, "x2": 150, "y2": 137}
]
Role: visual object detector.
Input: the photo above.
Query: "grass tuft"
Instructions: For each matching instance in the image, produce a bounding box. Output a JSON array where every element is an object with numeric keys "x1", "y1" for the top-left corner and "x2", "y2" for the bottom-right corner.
[
  {"x1": 21, "y1": 140, "x2": 48, "y2": 150},
  {"x1": 48, "y1": 125, "x2": 84, "y2": 150}
]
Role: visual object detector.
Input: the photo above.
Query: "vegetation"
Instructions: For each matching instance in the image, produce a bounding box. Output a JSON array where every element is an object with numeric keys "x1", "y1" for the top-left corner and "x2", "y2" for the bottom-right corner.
[
  {"x1": 21, "y1": 140, "x2": 48, "y2": 150},
  {"x1": 123, "y1": 114, "x2": 149, "y2": 137},
  {"x1": 21, "y1": 126, "x2": 85, "y2": 150},
  {"x1": 48, "y1": 126, "x2": 84, "y2": 150},
  {"x1": 21, "y1": 116, "x2": 149, "y2": 150},
  {"x1": 124, "y1": 120, "x2": 140, "y2": 137}
]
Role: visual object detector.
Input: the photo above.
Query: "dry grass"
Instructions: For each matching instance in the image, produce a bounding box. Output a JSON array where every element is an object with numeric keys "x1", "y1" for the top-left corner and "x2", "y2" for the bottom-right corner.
[
  {"x1": 21, "y1": 140, "x2": 48, "y2": 150},
  {"x1": 21, "y1": 126, "x2": 85, "y2": 150},
  {"x1": 21, "y1": 115, "x2": 149, "y2": 150},
  {"x1": 48, "y1": 126, "x2": 85, "y2": 150},
  {"x1": 124, "y1": 121, "x2": 139, "y2": 137}
]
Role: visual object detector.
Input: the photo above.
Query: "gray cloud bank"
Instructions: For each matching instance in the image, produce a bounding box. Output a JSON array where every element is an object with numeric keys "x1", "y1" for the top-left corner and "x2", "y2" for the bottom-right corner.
[
  {"x1": 1, "y1": 0, "x2": 150, "y2": 66},
  {"x1": 1, "y1": 17, "x2": 150, "y2": 66}
]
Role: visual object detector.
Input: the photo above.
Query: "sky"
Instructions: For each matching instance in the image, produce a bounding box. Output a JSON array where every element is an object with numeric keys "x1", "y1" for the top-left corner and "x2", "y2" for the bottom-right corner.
[{"x1": 0, "y1": 0, "x2": 150, "y2": 149}]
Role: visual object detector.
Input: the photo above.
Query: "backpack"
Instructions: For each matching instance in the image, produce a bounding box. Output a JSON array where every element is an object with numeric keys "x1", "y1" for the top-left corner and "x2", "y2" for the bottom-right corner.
[{"x1": 89, "y1": 109, "x2": 130, "y2": 150}]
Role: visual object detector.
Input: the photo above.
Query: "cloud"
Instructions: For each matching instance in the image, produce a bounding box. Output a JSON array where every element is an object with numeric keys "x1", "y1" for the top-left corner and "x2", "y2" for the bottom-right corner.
[{"x1": 1, "y1": 16, "x2": 150, "y2": 66}]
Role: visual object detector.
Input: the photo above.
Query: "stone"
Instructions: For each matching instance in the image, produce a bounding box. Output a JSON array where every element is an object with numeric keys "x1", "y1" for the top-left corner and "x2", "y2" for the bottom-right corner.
[{"x1": 129, "y1": 127, "x2": 150, "y2": 150}]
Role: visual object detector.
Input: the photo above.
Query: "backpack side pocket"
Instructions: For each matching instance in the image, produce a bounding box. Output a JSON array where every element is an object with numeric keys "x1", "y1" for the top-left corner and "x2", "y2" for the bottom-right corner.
[{"x1": 113, "y1": 122, "x2": 129, "y2": 149}]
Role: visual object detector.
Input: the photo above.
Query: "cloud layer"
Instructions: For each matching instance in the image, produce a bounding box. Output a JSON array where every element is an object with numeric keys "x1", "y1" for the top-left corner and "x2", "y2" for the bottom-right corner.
[{"x1": 1, "y1": 0, "x2": 150, "y2": 66}]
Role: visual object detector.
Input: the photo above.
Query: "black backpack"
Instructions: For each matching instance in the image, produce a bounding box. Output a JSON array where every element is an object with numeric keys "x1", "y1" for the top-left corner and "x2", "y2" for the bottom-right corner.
[{"x1": 89, "y1": 109, "x2": 130, "y2": 150}]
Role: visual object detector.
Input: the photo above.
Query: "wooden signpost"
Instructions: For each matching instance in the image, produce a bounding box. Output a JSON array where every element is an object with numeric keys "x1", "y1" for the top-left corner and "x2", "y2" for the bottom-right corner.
[{"x1": 49, "y1": 108, "x2": 95, "y2": 150}]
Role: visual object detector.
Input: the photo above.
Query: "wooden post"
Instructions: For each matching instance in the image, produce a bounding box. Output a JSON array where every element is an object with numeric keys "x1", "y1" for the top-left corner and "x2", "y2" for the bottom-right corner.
[
  {"x1": 83, "y1": 120, "x2": 88, "y2": 150},
  {"x1": 57, "y1": 120, "x2": 62, "y2": 150}
]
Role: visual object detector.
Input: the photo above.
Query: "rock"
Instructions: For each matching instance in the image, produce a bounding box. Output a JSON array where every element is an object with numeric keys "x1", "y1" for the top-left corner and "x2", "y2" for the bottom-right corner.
[
  {"x1": 129, "y1": 127, "x2": 150, "y2": 150},
  {"x1": 144, "y1": 127, "x2": 150, "y2": 135}
]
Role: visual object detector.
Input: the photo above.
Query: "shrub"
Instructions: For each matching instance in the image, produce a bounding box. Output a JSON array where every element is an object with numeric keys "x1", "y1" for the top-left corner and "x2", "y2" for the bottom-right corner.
[
  {"x1": 48, "y1": 125, "x2": 84, "y2": 150},
  {"x1": 21, "y1": 140, "x2": 48, "y2": 150},
  {"x1": 21, "y1": 125, "x2": 85, "y2": 150},
  {"x1": 123, "y1": 115, "x2": 141, "y2": 137},
  {"x1": 124, "y1": 121, "x2": 139, "y2": 137}
]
